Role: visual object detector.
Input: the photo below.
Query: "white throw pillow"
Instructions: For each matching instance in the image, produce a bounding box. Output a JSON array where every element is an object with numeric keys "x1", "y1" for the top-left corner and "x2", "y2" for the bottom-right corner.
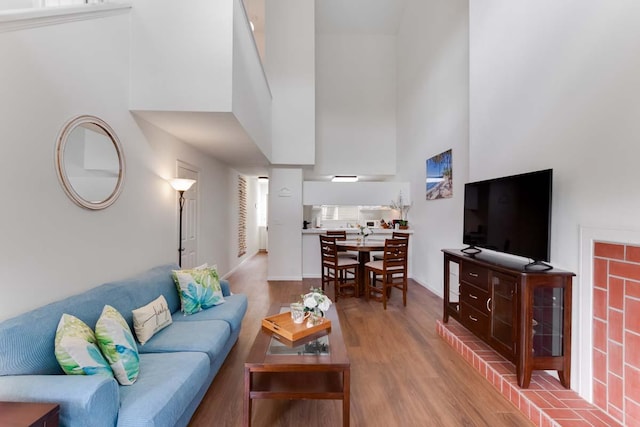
[{"x1": 132, "y1": 295, "x2": 173, "y2": 345}]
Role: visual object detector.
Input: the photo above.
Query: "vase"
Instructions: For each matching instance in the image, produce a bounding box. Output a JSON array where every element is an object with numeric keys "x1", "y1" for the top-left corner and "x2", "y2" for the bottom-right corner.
[{"x1": 306, "y1": 309, "x2": 323, "y2": 328}]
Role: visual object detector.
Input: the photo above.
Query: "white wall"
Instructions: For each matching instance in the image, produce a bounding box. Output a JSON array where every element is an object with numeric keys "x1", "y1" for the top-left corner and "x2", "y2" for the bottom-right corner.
[
  {"x1": 130, "y1": 0, "x2": 233, "y2": 112},
  {"x1": 469, "y1": 0, "x2": 640, "y2": 393},
  {"x1": 265, "y1": 0, "x2": 315, "y2": 165},
  {"x1": 267, "y1": 168, "x2": 303, "y2": 280},
  {"x1": 315, "y1": 33, "x2": 396, "y2": 177},
  {"x1": 0, "y1": 12, "x2": 243, "y2": 321},
  {"x1": 396, "y1": 0, "x2": 470, "y2": 295}
]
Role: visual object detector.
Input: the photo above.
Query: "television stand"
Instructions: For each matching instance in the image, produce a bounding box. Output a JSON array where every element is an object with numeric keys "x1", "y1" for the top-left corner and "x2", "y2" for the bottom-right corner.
[
  {"x1": 524, "y1": 260, "x2": 553, "y2": 271},
  {"x1": 442, "y1": 249, "x2": 574, "y2": 388}
]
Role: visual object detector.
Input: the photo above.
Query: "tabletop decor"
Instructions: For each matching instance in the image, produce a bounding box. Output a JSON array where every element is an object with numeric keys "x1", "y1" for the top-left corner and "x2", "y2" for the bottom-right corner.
[
  {"x1": 301, "y1": 288, "x2": 332, "y2": 327},
  {"x1": 358, "y1": 225, "x2": 373, "y2": 243},
  {"x1": 390, "y1": 190, "x2": 413, "y2": 228}
]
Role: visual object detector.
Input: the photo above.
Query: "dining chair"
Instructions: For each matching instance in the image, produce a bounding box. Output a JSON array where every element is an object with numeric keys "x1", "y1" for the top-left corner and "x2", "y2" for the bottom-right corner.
[
  {"x1": 364, "y1": 238, "x2": 408, "y2": 309},
  {"x1": 319, "y1": 235, "x2": 359, "y2": 300},
  {"x1": 326, "y1": 230, "x2": 357, "y2": 260},
  {"x1": 372, "y1": 231, "x2": 410, "y2": 261}
]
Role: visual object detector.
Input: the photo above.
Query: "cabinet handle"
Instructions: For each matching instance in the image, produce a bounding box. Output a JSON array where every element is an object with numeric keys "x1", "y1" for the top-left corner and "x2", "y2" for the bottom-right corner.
[
  {"x1": 469, "y1": 315, "x2": 478, "y2": 322},
  {"x1": 469, "y1": 294, "x2": 478, "y2": 300},
  {"x1": 469, "y1": 272, "x2": 479, "y2": 278},
  {"x1": 487, "y1": 298, "x2": 492, "y2": 312}
]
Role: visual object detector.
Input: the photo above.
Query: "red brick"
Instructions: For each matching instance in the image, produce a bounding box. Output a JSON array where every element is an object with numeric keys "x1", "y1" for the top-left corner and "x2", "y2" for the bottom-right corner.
[
  {"x1": 538, "y1": 391, "x2": 568, "y2": 408},
  {"x1": 609, "y1": 310, "x2": 624, "y2": 343},
  {"x1": 626, "y1": 298, "x2": 640, "y2": 335},
  {"x1": 576, "y1": 409, "x2": 621, "y2": 427},
  {"x1": 593, "y1": 349, "x2": 607, "y2": 383},
  {"x1": 609, "y1": 341, "x2": 623, "y2": 376},
  {"x1": 595, "y1": 242, "x2": 625, "y2": 260},
  {"x1": 593, "y1": 379, "x2": 607, "y2": 411},
  {"x1": 545, "y1": 408, "x2": 580, "y2": 419},
  {"x1": 594, "y1": 319, "x2": 607, "y2": 352},
  {"x1": 610, "y1": 277, "x2": 625, "y2": 310},
  {"x1": 608, "y1": 373, "x2": 624, "y2": 410},
  {"x1": 607, "y1": 404, "x2": 623, "y2": 423},
  {"x1": 593, "y1": 288, "x2": 607, "y2": 320},
  {"x1": 626, "y1": 397, "x2": 640, "y2": 427},
  {"x1": 530, "y1": 405, "x2": 541, "y2": 425},
  {"x1": 556, "y1": 420, "x2": 588, "y2": 427},
  {"x1": 611, "y1": 261, "x2": 640, "y2": 281},
  {"x1": 558, "y1": 399, "x2": 594, "y2": 409},
  {"x1": 626, "y1": 332, "x2": 640, "y2": 371},
  {"x1": 589, "y1": 409, "x2": 625, "y2": 427},
  {"x1": 625, "y1": 365, "x2": 640, "y2": 403},
  {"x1": 628, "y1": 245, "x2": 640, "y2": 263},
  {"x1": 628, "y1": 280, "x2": 640, "y2": 299},
  {"x1": 594, "y1": 258, "x2": 609, "y2": 289}
]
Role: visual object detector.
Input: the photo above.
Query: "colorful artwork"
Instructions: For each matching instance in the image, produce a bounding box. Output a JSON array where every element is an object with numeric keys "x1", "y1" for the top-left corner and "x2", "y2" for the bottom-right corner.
[{"x1": 426, "y1": 149, "x2": 453, "y2": 200}]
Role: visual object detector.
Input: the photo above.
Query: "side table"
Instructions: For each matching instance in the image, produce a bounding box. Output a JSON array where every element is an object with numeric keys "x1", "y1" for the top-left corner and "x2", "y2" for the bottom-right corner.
[{"x1": 0, "y1": 402, "x2": 59, "y2": 427}]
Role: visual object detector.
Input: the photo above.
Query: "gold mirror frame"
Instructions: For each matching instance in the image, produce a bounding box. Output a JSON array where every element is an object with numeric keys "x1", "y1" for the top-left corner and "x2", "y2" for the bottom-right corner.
[{"x1": 55, "y1": 115, "x2": 125, "y2": 210}]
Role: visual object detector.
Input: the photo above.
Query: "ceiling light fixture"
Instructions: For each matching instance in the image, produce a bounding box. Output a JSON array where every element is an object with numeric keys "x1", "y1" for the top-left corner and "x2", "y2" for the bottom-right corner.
[{"x1": 331, "y1": 175, "x2": 358, "y2": 183}]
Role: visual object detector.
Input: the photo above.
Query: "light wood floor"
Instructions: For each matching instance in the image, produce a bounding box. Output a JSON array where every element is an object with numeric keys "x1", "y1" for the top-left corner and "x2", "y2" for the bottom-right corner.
[{"x1": 189, "y1": 253, "x2": 532, "y2": 427}]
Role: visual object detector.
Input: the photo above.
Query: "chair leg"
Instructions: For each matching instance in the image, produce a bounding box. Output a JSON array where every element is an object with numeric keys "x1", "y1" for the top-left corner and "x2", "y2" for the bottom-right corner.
[
  {"x1": 382, "y1": 275, "x2": 388, "y2": 310},
  {"x1": 364, "y1": 269, "x2": 370, "y2": 301}
]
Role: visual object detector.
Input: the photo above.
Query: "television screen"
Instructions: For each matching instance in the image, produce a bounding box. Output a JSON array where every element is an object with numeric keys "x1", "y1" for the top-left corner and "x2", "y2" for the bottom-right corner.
[{"x1": 463, "y1": 169, "x2": 552, "y2": 261}]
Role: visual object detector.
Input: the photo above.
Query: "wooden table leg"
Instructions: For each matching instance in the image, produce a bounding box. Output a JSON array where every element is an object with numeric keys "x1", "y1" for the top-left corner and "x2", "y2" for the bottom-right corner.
[
  {"x1": 343, "y1": 367, "x2": 350, "y2": 427},
  {"x1": 243, "y1": 367, "x2": 251, "y2": 427},
  {"x1": 358, "y1": 251, "x2": 370, "y2": 296}
]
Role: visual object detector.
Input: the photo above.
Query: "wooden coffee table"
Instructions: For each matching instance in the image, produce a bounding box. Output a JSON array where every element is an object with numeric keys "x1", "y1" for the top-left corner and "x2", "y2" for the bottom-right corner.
[{"x1": 243, "y1": 304, "x2": 350, "y2": 427}]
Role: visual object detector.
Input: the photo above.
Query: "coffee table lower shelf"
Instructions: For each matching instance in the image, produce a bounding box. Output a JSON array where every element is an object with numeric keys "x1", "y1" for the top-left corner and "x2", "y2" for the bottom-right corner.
[{"x1": 244, "y1": 368, "x2": 350, "y2": 427}]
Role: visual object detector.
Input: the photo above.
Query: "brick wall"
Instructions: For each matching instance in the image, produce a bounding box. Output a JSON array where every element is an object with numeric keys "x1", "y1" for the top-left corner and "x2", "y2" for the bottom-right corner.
[{"x1": 593, "y1": 241, "x2": 640, "y2": 425}]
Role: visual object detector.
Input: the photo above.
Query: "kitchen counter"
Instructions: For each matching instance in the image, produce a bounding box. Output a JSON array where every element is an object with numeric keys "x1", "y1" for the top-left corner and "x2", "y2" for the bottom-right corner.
[{"x1": 302, "y1": 228, "x2": 413, "y2": 235}]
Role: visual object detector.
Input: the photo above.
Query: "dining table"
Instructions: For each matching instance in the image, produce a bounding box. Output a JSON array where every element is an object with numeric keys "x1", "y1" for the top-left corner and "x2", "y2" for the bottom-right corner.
[{"x1": 336, "y1": 239, "x2": 386, "y2": 295}]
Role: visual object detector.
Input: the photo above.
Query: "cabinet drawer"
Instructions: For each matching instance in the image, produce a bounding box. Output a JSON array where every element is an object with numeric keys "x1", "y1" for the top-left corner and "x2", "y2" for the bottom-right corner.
[
  {"x1": 461, "y1": 303, "x2": 489, "y2": 338},
  {"x1": 460, "y1": 262, "x2": 489, "y2": 290},
  {"x1": 460, "y1": 283, "x2": 489, "y2": 315}
]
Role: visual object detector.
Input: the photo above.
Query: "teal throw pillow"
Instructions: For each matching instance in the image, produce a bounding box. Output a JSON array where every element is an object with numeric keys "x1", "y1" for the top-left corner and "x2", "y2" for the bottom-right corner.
[
  {"x1": 54, "y1": 313, "x2": 113, "y2": 377},
  {"x1": 95, "y1": 305, "x2": 140, "y2": 385},
  {"x1": 172, "y1": 266, "x2": 225, "y2": 315}
]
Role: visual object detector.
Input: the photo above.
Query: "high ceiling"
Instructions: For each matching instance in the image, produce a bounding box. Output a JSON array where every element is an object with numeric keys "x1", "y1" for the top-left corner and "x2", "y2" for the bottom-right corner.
[{"x1": 149, "y1": 1, "x2": 409, "y2": 177}]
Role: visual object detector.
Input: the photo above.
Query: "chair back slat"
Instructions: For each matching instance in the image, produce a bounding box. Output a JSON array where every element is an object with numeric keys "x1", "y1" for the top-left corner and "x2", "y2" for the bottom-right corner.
[
  {"x1": 383, "y1": 238, "x2": 409, "y2": 271},
  {"x1": 326, "y1": 230, "x2": 347, "y2": 240},
  {"x1": 320, "y1": 235, "x2": 339, "y2": 267}
]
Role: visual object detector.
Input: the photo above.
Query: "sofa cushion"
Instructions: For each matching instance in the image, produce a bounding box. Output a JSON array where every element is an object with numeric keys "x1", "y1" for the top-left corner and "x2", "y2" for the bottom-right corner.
[
  {"x1": 132, "y1": 295, "x2": 173, "y2": 345},
  {"x1": 117, "y1": 352, "x2": 209, "y2": 427},
  {"x1": 54, "y1": 314, "x2": 113, "y2": 377},
  {"x1": 172, "y1": 294, "x2": 247, "y2": 334},
  {"x1": 137, "y1": 320, "x2": 230, "y2": 363},
  {"x1": 172, "y1": 267, "x2": 225, "y2": 315},
  {"x1": 96, "y1": 305, "x2": 140, "y2": 385}
]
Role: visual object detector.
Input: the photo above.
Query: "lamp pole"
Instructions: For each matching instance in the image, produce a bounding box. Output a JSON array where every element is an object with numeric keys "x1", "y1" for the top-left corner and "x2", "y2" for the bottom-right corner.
[
  {"x1": 177, "y1": 190, "x2": 185, "y2": 267},
  {"x1": 169, "y1": 178, "x2": 196, "y2": 268}
]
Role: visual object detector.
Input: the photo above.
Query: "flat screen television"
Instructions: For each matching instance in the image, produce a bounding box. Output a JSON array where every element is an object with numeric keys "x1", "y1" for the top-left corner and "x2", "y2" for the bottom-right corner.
[{"x1": 462, "y1": 169, "x2": 552, "y2": 265}]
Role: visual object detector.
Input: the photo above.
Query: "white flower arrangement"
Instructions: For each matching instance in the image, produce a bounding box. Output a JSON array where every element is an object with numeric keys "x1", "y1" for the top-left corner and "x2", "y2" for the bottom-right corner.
[
  {"x1": 359, "y1": 225, "x2": 373, "y2": 237},
  {"x1": 302, "y1": 287, "x2": 332, "y2": 315}
]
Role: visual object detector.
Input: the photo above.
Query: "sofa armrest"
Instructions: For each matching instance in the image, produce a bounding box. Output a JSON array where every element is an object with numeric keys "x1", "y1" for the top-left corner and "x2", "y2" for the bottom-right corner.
[
  {"x1": 220, "y1": 279, "x2": 231, "y2": 296},
  {"x1": 0, "y1": 375, "x2": 119, "y2": 427}
]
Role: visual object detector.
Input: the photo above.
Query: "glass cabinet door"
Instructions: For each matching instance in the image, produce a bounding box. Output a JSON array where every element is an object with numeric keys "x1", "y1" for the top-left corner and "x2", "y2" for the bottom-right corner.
[
  {"x1": 490, "y1": 273, "x2": 516, "y2": 354},
  {"x1": 532, "y1": 287, "x2": 564, "y2": 357}
]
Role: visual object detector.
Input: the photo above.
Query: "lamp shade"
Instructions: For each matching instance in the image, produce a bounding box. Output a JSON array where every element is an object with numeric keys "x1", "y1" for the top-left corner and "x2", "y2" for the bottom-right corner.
[{"x1": 169, "y1": 178, "x2": 196, "y2": 192}]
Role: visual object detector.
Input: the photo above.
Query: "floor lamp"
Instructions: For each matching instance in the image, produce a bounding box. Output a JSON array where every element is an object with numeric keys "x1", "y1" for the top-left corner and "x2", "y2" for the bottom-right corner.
[{"x1": 169, "y1": 178, "x2": 196, "y2": 267}]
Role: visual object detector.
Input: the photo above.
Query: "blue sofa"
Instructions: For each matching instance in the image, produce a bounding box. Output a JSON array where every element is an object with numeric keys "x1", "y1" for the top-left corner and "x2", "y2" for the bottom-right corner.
[{"x1": 0, "y1": 264, "x2": 248, "y2": 427}]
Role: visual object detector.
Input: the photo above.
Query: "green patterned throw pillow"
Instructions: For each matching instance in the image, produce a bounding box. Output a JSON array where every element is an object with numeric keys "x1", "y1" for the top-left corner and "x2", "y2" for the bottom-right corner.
[
  {"x1": 172, "y1": 266, "x2": 225, "y2": 315},
  {"x1": 54, "y1": 314, "x2": 113, "y2": 377},
  {"x1": 95, "y1": 305, "x2": 140, "y2": 385}
]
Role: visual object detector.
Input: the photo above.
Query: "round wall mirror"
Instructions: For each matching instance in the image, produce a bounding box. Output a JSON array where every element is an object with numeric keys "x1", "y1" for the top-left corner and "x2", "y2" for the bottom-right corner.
[{"x1": 55, "y1": 115, "x2": 125, "y2": 210}]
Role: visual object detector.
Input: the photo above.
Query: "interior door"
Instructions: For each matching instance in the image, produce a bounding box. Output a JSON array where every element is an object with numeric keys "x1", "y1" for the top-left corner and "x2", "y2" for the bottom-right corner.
[{"x1": 178, "y1": 164, "x2": 198, "y2": 269}]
